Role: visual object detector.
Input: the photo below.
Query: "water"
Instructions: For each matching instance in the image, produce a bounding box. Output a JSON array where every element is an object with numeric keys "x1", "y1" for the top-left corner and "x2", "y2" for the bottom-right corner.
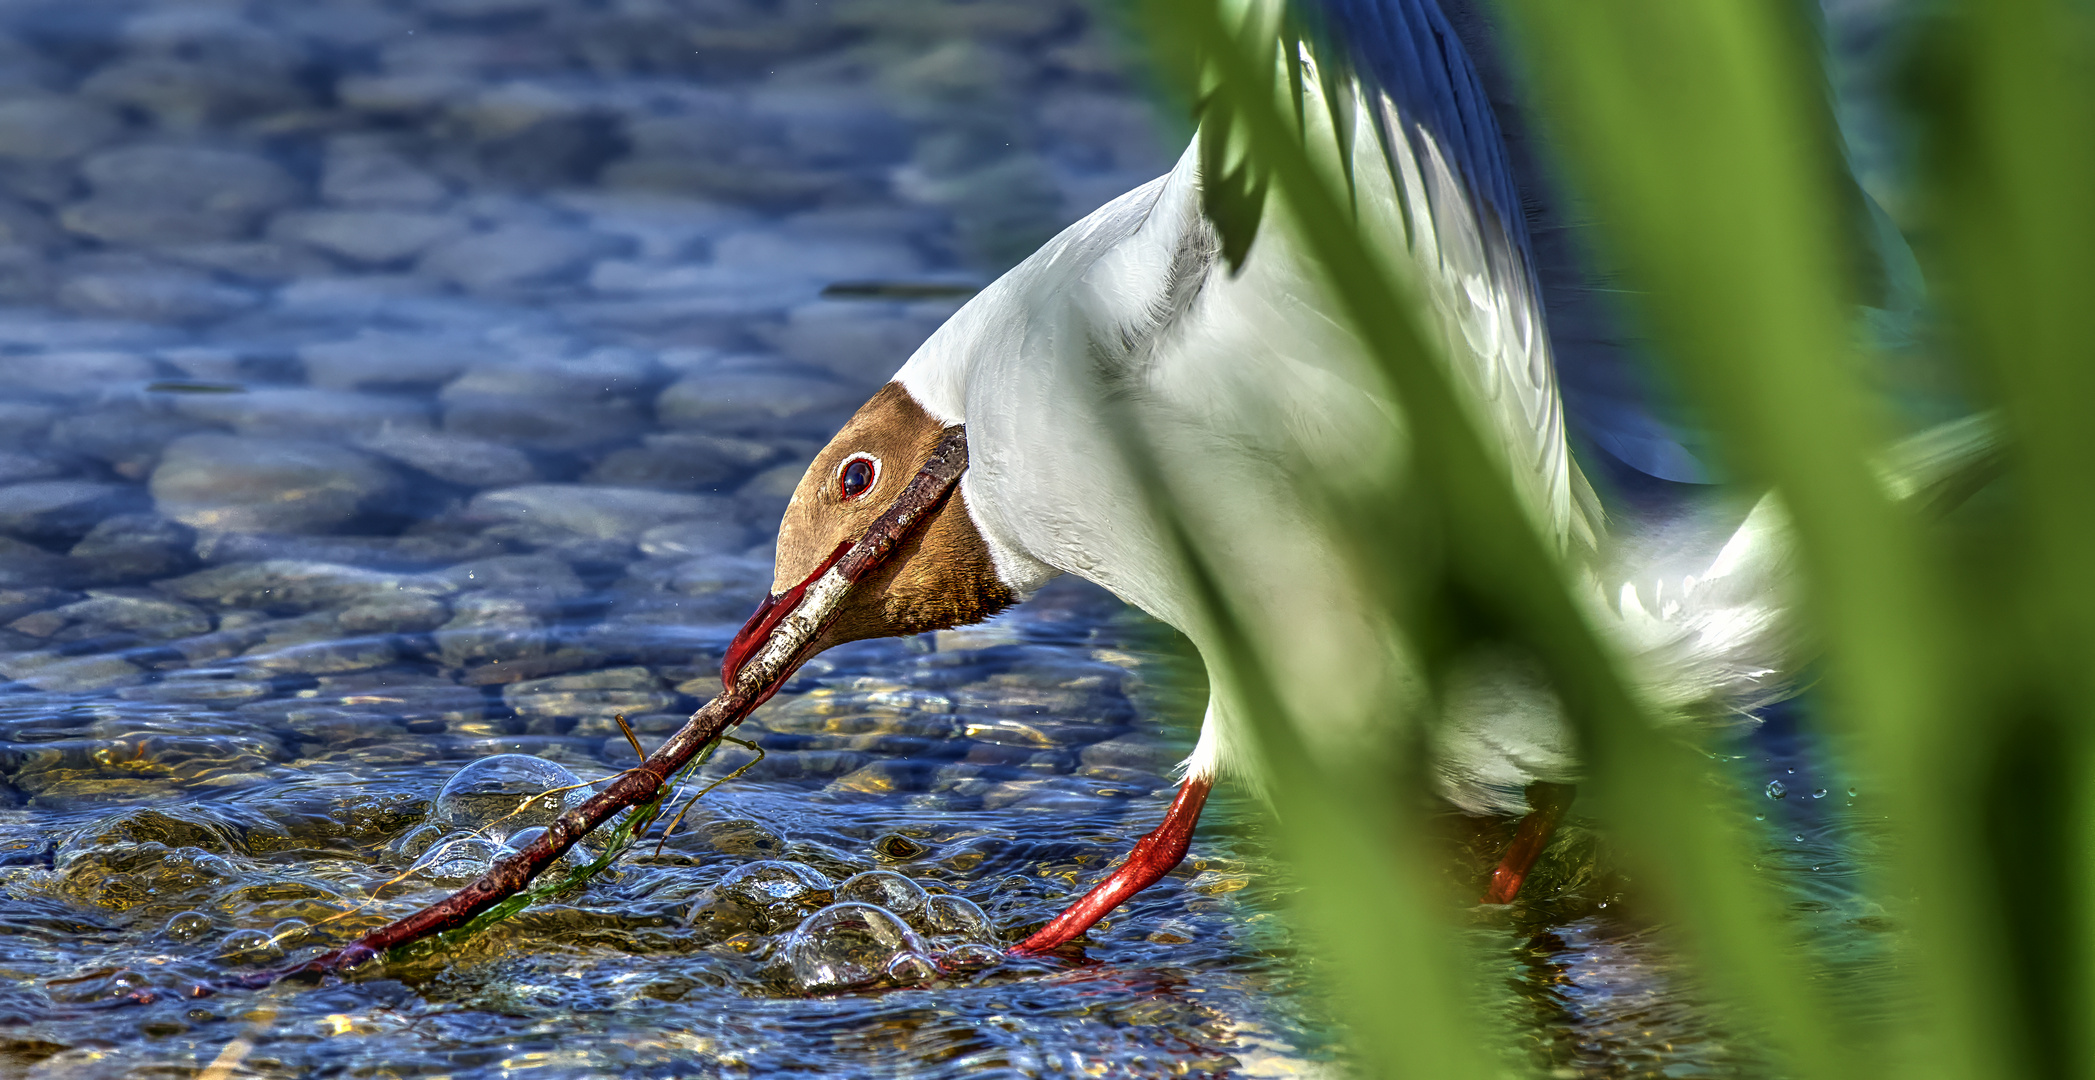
[{"x1": 0, "y1": 0, "x2": 1904, "y2": 1076}]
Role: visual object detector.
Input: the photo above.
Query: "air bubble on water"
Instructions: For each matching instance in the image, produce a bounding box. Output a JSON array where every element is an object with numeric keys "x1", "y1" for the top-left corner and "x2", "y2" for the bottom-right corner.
[
  {"x1": 501, "y1": 825, "x2": 547, "y2": 853},
  {"x1": 163, "y1": 910, "x2": 212, "y2": 943},
  {"x1": 1765, "y1": 781, "x2": 1787, "y2": 799},
  {"x1": 216, "y1": 928, "x2": 283, "y2": 965},
  {"x1": 390, "y1": 822, "x2": 444, "y2": 861},
  {"x1": 838, "y1": 870, "x2": 927, "y2": 918},
  {"x1": 432, "y1": 754, "x2": 586, "y2": 843},
  {"x1": 941, "y1": 942, "x2": 1004, "y2": 971},
  {"x1": 718, "y1": 860, "x2": 834, "y2": 905},
  {"x1": 270, "y1": 919, "x2": 312, "y2": 948},
  {"x1": 884, "y1": 950, "x2": 940, "y2": 985},
  {"x1": 785, "y1": 902, "x2": 928, "y2": 993},
  {"x1": 921, "y1": 893, "x2": 991, "y2": 940},
  {"x1": 413, "y1": 835, "x2": 502, "y2": 882}
]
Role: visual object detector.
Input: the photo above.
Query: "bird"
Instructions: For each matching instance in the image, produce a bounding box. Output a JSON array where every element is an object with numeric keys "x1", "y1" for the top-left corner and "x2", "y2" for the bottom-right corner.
[{"x1": 719, "y1": 0, "x2": 1994, "y2": 954}]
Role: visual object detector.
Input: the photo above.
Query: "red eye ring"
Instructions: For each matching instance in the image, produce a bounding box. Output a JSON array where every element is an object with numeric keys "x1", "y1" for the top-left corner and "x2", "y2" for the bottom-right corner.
[{"x1": 837, "y1": 453, "x2": 879, "y2": 501}]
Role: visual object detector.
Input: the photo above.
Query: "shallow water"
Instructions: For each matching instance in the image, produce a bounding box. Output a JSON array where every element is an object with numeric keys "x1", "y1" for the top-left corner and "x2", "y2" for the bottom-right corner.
[{"x1": 0, "y1": 0, "x2": 1899, "y2": 1076}]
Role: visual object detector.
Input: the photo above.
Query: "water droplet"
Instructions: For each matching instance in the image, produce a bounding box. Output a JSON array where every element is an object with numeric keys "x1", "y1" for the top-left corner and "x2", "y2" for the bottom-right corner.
[
  {"x1": 785, "y1": 902, "x2": 927, "y2": 992},
  {"x1": 432, "y1": 754, "x2": 585, "y2": 843},
  {"x1": 163, "y1": 910, "x2": 212, "y2": 943},
  {"x1": 413, "y1": 835, "x2": 501, "y2": 882},
  {"x1": 1794, "y1": 834, "x2": 1805, "y2": 842},
  {"x1": 1753, "y1": 813, "x2": 1765, "y2": 821},
  {"x1": 838, "y1": 870, "x2": 927, "y2": 918},
  {"x1": 1786, "y1": 768, "x2": 1794, "y2": 775},
  {"x1": 1765, "y1": 781, "x2": 1787, "y2": 799},
  {"x1": 1812, "y1": 788, "x2": 1827, "y2": 799},
  {"x1": 1848, "y1": 787, "x2": 1858, "y2": 797}
]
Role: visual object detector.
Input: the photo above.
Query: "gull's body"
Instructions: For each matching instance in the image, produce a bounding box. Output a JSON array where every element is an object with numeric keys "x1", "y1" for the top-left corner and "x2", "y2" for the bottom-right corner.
[{"x1": 731, "y1": 0, "x2": 1984, "y2": 950}]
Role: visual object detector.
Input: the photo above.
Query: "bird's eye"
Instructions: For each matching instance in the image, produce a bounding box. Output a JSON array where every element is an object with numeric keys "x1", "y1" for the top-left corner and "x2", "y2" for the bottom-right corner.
[{"x1": 838, "y1": 454, "x2": 878, "y2": 501}]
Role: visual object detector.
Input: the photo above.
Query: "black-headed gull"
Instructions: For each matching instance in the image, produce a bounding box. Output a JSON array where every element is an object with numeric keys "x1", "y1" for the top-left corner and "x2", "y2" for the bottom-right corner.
[{"x1": 721, "y1": 0, "x2": 1990, "y2": 954}]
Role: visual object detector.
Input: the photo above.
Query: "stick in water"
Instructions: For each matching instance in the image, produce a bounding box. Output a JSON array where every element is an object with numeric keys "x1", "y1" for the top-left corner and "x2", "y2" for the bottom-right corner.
[{"x1": 230, "y1": 426, "x2": 969, "y2": 989}]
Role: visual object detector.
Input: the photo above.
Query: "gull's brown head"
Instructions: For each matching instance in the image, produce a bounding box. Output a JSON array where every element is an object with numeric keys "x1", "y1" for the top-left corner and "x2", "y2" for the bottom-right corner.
[{"x1": 721, "y1": 382, "x2": 1015, "y2": 689}]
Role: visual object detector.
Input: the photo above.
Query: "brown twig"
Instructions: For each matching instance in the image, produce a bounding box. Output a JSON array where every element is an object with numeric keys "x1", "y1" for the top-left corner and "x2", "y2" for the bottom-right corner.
[{"x1": 221, "y1": 426, "x2": 969, "y2": 990}]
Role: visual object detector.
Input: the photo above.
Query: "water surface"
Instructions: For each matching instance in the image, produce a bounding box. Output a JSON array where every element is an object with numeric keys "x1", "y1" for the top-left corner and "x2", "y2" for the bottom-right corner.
[{"x1": 0, "y1": 0, "x2": 1895, "y2": 1076}]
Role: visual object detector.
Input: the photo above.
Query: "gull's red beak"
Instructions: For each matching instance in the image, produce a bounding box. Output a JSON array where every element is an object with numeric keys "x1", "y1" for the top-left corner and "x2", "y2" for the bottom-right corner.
[{"x1": 721, "y1": 540, "x2": 853, "y2": 691}]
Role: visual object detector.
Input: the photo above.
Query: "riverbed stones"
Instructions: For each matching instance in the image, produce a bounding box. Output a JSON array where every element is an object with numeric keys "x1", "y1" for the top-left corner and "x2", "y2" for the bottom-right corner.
[
  {"x1": 55, "y1": 263, "x2": 257, "y2": 323},
  {"x1": 439, "y1": 363, "x2": 647, "y2": 452},
  {"x1": 0, "y1": 349, "x2": 154, "y2": 397},
  {"x1": 71, "y1": 145, "x2": 300, "y2": 243},
  {"x1": 339, "y1": 592, "x2": 449, "y2": 634},
  {"x1": 634, "y1": 515, "x2": 748, "y2": 558},
  {"x1": 503, "y1": 665, "x2": 678, "y2": 732},
  {"x1": 270, "y1": 208, "x2": 469, "y2": 266},
  {"x1": 655, "y1": 370, "x2": 860, "y2": 434},
  {"x1": 0, "y1": 480, "x2": 135, "y2": 540},
  {"x1": 299, "y1": 332, "x2": 489, "y2": 391},
  {"x1": 150, "y1": 435, "x2": 398, "y2": 534},
  {"x1": 418, "y1": 223, "x2": 625, "y2": 294},
  {"x1": 443, "y1": 553, "x2": 586, "y2": 606},
  {"x1": 168, "y1": 388, "x2": 430, "y2": 439},
  {"x1": 468, "y1": 484, "x2": 718, "y2": 543},
  {"x1": 155, "y1": 559, "x2": 454, "y2": 613},
  {"x1": 584, "y1": 435, "x2": 777, "y2": 492},
  {"x1": 433, "y1": 592, "x2": 548, "y2": 668},
  {"x1": 352, "y1": 427, "x2": 536, "y2": 488},
  {"x1": 39, "y1": 593, "x2": 212, "y2": 640},
  {"x1": 68, "y1": 512, "x2": 196, "y2": 581},
  {"x1": 0, "y1": 536, "x2": 76, "y2": 588},
  {"x1": 0, "y1": 96, "x2": 122, "y2": 163},
  {"x1": 0, "y1": 649, "x2": 143, "y2": 692},
  {"x1": 320, "y1": 136, "x2": 449, "y2": 207}
]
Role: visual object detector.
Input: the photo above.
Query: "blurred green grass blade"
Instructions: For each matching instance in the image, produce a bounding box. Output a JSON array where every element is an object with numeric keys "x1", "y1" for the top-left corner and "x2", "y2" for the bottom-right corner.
[
  {"x1": 1905, "y1": 1, "x2": 2095, "y2": 1075},
  {"x1": 1093, "y1": 407, "x2": 1493, "y2": 1080},
  {"x1": 1489, "y1": 1, "x2": 2005, "y2": 1076},
  {"x1": 1134, "y1": 1, "x2": 1864, "y2": 1076}
]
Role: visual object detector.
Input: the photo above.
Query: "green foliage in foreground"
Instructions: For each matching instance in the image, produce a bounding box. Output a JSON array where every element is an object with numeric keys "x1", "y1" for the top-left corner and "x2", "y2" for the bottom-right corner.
[{"x1": 1127, "y1": 0, "x2": 2094, "y2": 1076}]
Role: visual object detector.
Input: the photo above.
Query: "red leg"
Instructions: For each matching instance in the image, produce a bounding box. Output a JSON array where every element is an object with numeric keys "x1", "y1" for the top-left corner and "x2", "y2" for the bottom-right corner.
[
  {"x1": 1481, "y1": 781, "x2": 1575, "y2": 904},
  {"x1": 1011, "y1": 776, "x2": 1213, "y2": 955}
]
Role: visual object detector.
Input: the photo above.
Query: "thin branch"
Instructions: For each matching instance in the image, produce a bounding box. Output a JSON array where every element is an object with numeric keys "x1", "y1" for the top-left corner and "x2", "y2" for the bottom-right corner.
[{"x1": 200, "y1": 427, "x2": 970, "y2": 992}]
